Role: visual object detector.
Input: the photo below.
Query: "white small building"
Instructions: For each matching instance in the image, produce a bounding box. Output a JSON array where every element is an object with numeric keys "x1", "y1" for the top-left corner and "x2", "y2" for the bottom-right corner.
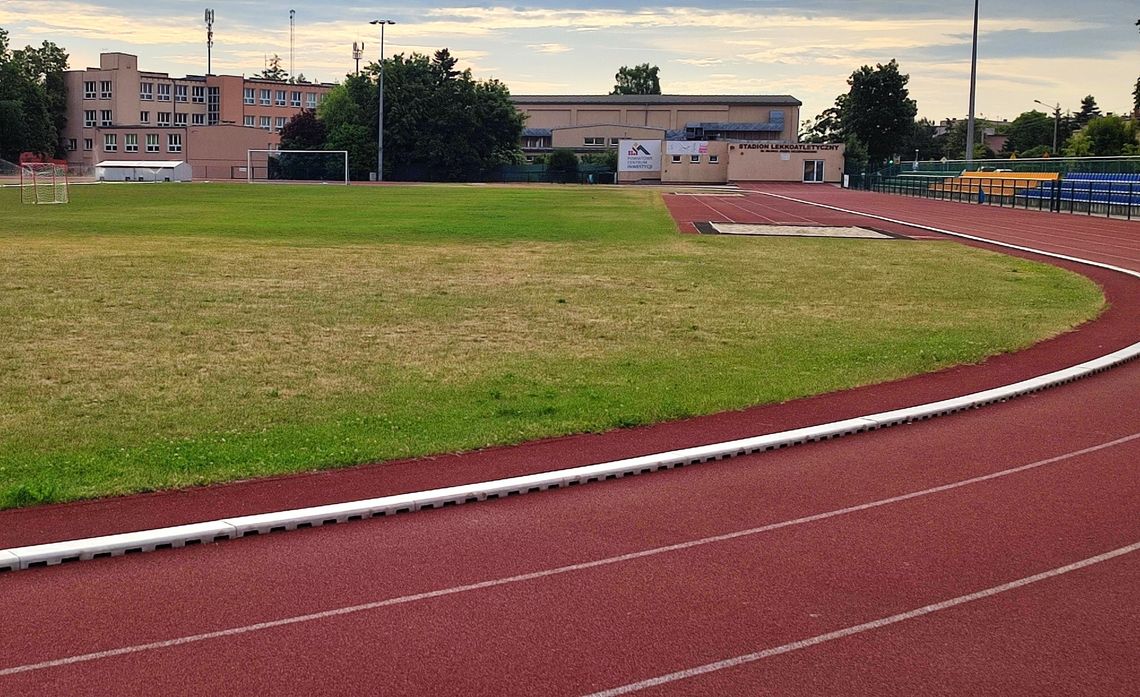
[{"x1": 94, "y1": 160, "x2": 192, "y2": 182}]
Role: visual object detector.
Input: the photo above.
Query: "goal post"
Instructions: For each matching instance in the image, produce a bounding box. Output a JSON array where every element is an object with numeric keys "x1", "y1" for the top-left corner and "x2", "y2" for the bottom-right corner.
[
  {"x1": 20, "y1": 162, "x2": 70, "y2": 204},
  {"x1": 246, "y1": 150, "x2": 350, "y2": 185}
]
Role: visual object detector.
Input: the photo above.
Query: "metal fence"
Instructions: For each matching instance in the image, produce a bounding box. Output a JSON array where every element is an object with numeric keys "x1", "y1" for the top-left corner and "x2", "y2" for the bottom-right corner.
[{"x1": 850, "y1": 156, "x2": 1140, "y2": 220}]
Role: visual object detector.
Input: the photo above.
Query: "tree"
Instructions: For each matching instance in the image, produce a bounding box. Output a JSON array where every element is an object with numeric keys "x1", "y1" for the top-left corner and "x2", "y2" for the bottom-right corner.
[
  {"x1": 897, "y1": 118, "x2": 940, "y2": 161},
  {"x1": 1065, "y1": 115, "x2": 1138, "y2": 157},
  {"x1": 256, "y1": 54, "x2": 288, "y2": 81},
  {"x1": 837, "y1": 60, "x2": 917, "y2": 164},
  {"x1": 1074, "y1": 95, "x2": 1101, "y2": 128},
  {"x1": 374, "y1": 49, "x2": 524, "y2": 181},
  {"x1": 1002, "y1": 110, "x2": 1053, "y2": 155},
  {"x1": 611, "y1": 64, "x2": 661, "y2": 96},
  {"x1": 279, "y1": 109, "x2": 326, "y2": 150},
  {"x1": 548, "y1": 149, "x2": 579, "y2": 183},
  {"x1": 0, "y1": 28, "x2": 69, "y2": 159},
  {"x1": 939, "y1": 119, "x2": 995, "y2": 160}
]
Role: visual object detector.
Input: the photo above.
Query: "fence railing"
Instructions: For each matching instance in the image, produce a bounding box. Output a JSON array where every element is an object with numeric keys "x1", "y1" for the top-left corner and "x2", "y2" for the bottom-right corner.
[{"x1": 858, "y1": 171, "x2": 1140, "y2": 221}]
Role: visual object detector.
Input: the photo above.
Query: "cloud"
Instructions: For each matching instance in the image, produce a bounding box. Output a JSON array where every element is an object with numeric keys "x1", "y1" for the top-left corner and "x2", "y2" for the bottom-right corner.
[{"x1": 527, "y1": 43, "x2": 573, "y2": 54}]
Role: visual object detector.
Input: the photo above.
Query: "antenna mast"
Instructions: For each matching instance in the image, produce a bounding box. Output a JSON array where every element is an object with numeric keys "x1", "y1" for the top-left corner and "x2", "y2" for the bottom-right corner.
[
  {"x1": 289, "y1": 9, "x2": 296, "y2": 81},
  {"x1": 353, "y1": 41, "x2": 365, "y2": 76},
  {"x1": 204, "y1": 8, "x2": 215, "y2": 75}
]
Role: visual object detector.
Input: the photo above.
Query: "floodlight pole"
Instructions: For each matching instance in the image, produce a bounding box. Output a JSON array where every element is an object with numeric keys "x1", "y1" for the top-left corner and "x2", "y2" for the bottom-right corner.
[
  {"x1": 371, "y1": 19, "x2": 395, "y2": 182},
  {"x1": 965, "y1": 0, "x2": 979, "y2": 165},
  {"x1": 1034, "y1": 99, "x2": 1061, "y2": 154}
]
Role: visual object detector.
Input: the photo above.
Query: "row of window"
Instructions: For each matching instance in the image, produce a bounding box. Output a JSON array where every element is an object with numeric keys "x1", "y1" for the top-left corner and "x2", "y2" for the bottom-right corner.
[
  {"x1": 83, "y1": 81, "x2": 114, "y2": 100},
  {"x1": 583, "y1": 137, "x2": 621, "y2": 147},
  {"x1": 67, "y1": 133, "x2": 182, "y2": 153},
  {"x1": 670, "y1": 154, "x2": 719, "y2": 165},
  {"x1": 83, "y1": 111, "x2": 205, "y2": 127},
  {"x1": 243, "y1": 88, "x2": 320, "y2": 108},
  {"x1": 243, "y1": 115, "x2": 288, "y2": 132}
]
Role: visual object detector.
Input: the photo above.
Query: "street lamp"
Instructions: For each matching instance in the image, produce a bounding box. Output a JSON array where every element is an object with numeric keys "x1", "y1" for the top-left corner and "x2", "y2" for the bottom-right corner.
[
  {"x1": 370, "y1": 19, "x2": 395, "y2": 182},
  {"x1": 965, "y1": 0, "x2": 980, "y2": 164},
  {"x1": 1033, "y1": 99, "x2": 1061, "y2": 155}
]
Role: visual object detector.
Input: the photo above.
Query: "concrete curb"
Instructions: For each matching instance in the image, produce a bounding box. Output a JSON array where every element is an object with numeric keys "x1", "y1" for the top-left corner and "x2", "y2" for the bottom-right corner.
[{"x1": 3, "y1": 196, "x2": 1137, "y2": 572}]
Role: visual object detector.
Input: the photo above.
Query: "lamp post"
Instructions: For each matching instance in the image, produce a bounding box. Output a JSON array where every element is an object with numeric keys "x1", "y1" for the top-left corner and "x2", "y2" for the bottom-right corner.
[
  {"x1": 370, "y1": 19, "x2": 395, "y2": 182},
  {"x1": 965, "y1": 0, "x2": 980, "y2": 164},
  {"x1": 1033, "y1": 99, "x2": 1061, "y2": 155}
]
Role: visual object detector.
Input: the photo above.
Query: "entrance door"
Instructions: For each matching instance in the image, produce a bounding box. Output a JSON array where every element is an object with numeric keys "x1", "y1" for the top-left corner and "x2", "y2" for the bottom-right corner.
[{"x1": 803, "y1": 160, "x2": 825, "y2": 183}]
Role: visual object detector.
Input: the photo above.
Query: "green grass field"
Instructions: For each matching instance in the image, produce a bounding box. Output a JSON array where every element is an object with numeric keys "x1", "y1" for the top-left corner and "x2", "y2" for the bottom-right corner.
[{"x1": 0, "y1": 183, "x2": 1104, "y2": 508}]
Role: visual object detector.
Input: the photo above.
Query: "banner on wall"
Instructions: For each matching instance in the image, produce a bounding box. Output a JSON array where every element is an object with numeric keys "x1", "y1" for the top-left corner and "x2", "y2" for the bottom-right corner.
[
  {"x1": 666, "y1": 141, "x2": 709, "y2": 156},
  {"x1": 618, "y1": 140, "x2": 662, "y2": 172}
]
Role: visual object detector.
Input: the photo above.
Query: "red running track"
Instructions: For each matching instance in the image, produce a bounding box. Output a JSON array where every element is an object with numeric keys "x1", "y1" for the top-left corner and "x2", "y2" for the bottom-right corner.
[{"x1": 2, "y1": 186, "x2": 1139, "y2": 695}]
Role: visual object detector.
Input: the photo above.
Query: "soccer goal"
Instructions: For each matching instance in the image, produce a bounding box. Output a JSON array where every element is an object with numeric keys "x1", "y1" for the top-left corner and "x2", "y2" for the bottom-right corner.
[
  {"x1": 246, "y1": 150, "x2": 350, "y2": 185},
  {"x1": 20, "y1": 162, "x2": 70, "y2": 204}
]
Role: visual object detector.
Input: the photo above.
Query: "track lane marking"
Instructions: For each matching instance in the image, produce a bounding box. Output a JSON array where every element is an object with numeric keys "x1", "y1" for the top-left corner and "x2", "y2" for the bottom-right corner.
[
  {"x1": 584, "y1": 539, "x2": 1140, "y2": 696},
  {"x1": 2, "y1": 433, "x2": 1135, "y2": 678}
]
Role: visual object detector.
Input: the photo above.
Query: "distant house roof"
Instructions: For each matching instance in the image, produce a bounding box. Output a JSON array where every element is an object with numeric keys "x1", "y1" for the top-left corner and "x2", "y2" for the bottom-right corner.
[
  {"x1": 522, "y1": 128, "x2": 553, "y2": 137},
  {"x1": 512, "y1": 94, "x2": 802, "y2": 107}
]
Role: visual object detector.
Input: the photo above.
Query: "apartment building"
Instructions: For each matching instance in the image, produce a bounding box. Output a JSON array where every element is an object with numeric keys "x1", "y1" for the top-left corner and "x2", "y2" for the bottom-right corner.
[{"x1": 62, "y1": 53, "x2": 332, "y2": 179}]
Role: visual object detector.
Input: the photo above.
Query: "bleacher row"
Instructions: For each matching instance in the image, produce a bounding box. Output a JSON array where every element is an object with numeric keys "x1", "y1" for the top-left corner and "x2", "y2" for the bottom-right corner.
[{"x1": 895, "y1": 171, "x2": 1140, "y2": 206}]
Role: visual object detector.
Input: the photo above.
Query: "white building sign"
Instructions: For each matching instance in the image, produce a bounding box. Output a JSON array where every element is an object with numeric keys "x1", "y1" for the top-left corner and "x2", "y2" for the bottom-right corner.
[
  {"x1": 618, "y1": 139, "x2": 662, "y2": 172},
  {"x1": 666, "y1": 141, "x2": 709, "y2": 155}
]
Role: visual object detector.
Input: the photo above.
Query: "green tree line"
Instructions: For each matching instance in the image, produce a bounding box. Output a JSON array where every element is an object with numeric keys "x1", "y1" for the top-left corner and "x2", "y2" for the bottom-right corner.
[
  {"x1": 0, "y1": 27, "x2": 69, "y2": 162},
  {"x1": 281, "y1": 48, "x2": 524, "y2": 181}
]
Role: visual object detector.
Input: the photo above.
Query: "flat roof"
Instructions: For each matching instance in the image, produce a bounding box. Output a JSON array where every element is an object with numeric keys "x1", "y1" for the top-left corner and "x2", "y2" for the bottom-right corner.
[
  {"x1": 512, "y1": 94, "x2": 802, "y2": 107},
  {"x1": 94, "y1": 160, "x2": 187, "y2": 168}
]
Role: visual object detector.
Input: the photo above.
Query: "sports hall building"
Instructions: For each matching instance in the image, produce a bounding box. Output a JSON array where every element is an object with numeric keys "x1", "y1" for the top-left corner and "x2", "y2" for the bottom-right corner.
[
  {"x1": 61, "y1": 53, "x2": 333, "y2": 180},
  {"x1": 512, "y1": 94, "x2": 845, "y2": 185}
]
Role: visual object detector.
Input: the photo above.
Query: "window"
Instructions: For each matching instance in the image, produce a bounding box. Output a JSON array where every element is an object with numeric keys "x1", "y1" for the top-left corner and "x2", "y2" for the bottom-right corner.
[
  {"x1": 291, "y1": 91, "x2": 301, "y2": 107},
  {"x1": 244, "y1": 87, "x2": 255, "y2": 105},
  {"x1": 690, "y1": 155, "x2": 700, "y2": 164},
  {"x1": 146, "y1": 134, "x2": 159, "y2": 152},
  {"x1": 192, "y1": 86, "x2": 205, "y2": 103},
  {"x1": 84, "y1": 81, "x2": 96, "y2": 99},
  {"x1": 583, "y1": 137, "x2": 605, "y2": 146},
  {"x1": 275, "y1": 90, "x2": 286, "y2": 106},
  {"x1": 260, "y1": 89, "x2": 271, "y2": 105},
  {"x1": 207, "y1": 86, "x2": 220, "y2": 125},
  {"x1": 100, "y1": 110, "x2": 113, "y2": 126},
  {"x1": 103, "y1": 134, "x2": 117, "y2": 152},
  {"x1": 260, "y1": 116, "x2": 271, "y2": 130},
  {"x1": 167, "y1": 133, "x2": 182, "y2": 153},
  {"x1": 709, "y1": 155, "x2": 719, "y2": 164},
  {"x1": 175, "y1": 84, "x2": 188, "y2": 102},
  {"x1": 140, "y1": 111, "x2": 150, "y2": 124},
  {"x1": 174, "y1": 113, "x2": 187, "y2": 126},
  {"x1": 84, "y1": 138, "x2": 93, "y2": 151},
  {"x1": 125, "y1": 133, "x2": 138, "y2": 152},
  {"x1": 84, "y1": 110, "x2": 96, "y2": 127},
  {"x1": 157, "y1": 83, "x2": 171, "y2": 101},
  {"x1": 244, "y1": 115, "x2": 255, "y2": 127},
  {"x1": 275, "y1": 117, "x2": 286, "y2": 131},
  {"x1": 67, "y1": 138, "x2": 77, "y2": 151},
  {"x1": 192, "y1": 113, "x2": 205, "y2": 125},
  {"x1": 671, "y1": 155, "x2": 682, "y2": 164},
  {"x1": 157, "y1": 112, "x2": 171, "y2": 127},
  {"x1": 100, "y1": 80, "x2": 113, "y2": 99},
  {"x1": 140, "y1": 82, "x2": 153, "y2": 100},
  {"x1": 305, "y1": 92, "x2": 316, "y2": 108},
  {"x1": 610, "y1": 138, "x2": 620, "y2": 146}
]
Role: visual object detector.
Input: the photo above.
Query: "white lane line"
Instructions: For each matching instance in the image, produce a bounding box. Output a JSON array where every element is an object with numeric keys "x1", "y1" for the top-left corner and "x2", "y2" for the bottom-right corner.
[
  {"x1": 753, "y1": 190, "x2": 1140, "y2": 280},
  {"x1": 2, "y1": 433, "x2": 1135, "y2": 679},
  {"x1": 584, "y1": 539, "x2": 1140, "y2": 697}
]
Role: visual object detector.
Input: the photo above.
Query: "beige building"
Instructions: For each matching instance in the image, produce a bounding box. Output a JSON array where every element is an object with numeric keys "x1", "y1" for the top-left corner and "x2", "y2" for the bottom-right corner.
[
  {"x1": 619, "y1": 140, "x2": 845, "y2": 185},
  {"x1": 513, "y1": 94, "x2": 801, "y2": 160},
  {"x1": 62, "y1": 52, "x2": 332, "y2": 179}
]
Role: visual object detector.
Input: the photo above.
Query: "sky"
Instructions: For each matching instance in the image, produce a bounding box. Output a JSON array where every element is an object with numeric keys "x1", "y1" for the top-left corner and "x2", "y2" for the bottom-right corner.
[{"x1": 2, "y1": 1, "x2": 1137, "y2": 125}]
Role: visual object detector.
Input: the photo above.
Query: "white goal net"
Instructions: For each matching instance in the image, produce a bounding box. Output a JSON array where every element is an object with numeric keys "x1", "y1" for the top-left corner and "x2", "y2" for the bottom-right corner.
[
  {"x1": 20, "y1": 162, "x2": 70, "y2": 204},
  {"x1": 246, "y1": 150, "x2": 349, "y2": 185}
]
